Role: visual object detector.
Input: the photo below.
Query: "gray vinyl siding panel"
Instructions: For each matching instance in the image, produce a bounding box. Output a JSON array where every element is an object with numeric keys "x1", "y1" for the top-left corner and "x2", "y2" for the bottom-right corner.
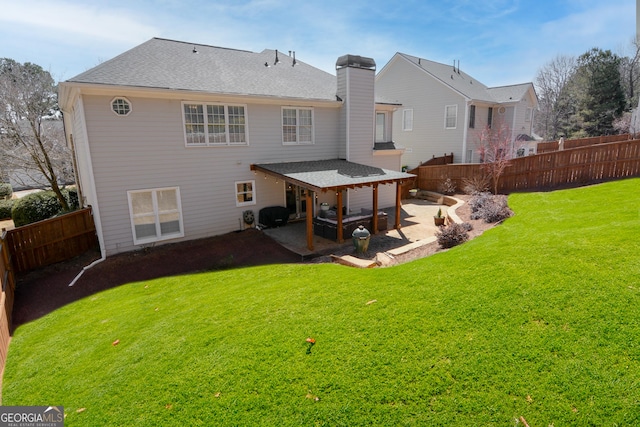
[
  {"x1": 336, "y1": 68, "x2": 348, "y2": 159},
  {"x1": 376, "y1": 57, "x2": 466, "y2": 169},
  {"x1": 71, "y1": 98, "x2": 94, "y2": 207},
  {"x1": 344, "y1": 67, "x2": 375, "y2": 164},
  {"x1": 82, "y1": 94, "x2": 342, "y2": 254}
]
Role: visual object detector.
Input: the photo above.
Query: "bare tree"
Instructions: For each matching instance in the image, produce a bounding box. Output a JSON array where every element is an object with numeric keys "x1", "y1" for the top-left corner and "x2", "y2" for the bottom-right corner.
[
  {"x1": 618, "y1": 35, "x2": 640, "y2": 109},
  {"x1": 474, "y1": 122, "x2": 518, "y2": 195},
  {"x1": 534, "y1": 54, "x2": 577, "y2": 140},
  {"x1": 0, "y1": 58, "x2": 73, "y2": 210}
]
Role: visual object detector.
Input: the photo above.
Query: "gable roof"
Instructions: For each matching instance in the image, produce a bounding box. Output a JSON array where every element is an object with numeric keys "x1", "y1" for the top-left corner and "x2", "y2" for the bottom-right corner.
[
  {"x1": 66, "y1": 38, "x2": 338, "y2": 101},
  {"x1": 487, "y1": 83, "x2": 538, "y2": 106},
  {"x1": 385, "y1": 53, "x2": 536, "y2": 105}
]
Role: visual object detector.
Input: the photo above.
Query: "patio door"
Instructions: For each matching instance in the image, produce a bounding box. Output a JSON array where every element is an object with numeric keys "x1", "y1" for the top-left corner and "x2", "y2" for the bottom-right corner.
[{"x1": 285, "y1": 182, "x2": 307, "y2": 220}]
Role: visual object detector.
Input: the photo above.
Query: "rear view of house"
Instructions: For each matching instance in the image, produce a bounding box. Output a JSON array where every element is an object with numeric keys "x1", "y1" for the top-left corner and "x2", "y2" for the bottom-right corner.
[
  {"x1": 59, "y1": 38, "x2": 411, "y2": 256},
  {"x1": 375, "y1": 53, "x2": 538, "y2": 167}
]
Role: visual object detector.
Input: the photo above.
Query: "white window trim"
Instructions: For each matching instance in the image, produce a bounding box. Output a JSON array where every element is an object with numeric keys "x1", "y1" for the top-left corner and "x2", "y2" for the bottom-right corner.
[
  {"x1": 282, "y1": 107, "x2": 314, "y2": 145},
  {"x1": 402, "y1": 109, "x2": 413, "y2": 131},
  {"x1": 127, "y1": 187, "x2": 184, "y2": 245},
  {"x1": 445, "y1": 105, "x2": 457, "y2": 129},
  {"x1": 111, "y1": 97, "x2": 132, "y2": 117},
  {"x1": 235, "y1": 180, "x2": 256, "y2": 207},
  {"x1": 182, "y1": 101, "x2": 249, "y2": 147}
]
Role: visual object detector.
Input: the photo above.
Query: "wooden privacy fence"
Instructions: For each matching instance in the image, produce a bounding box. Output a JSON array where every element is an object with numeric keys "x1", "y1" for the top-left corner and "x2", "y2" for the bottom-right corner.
[
  {"x1": 537, "y1": 134, "x2": 630, "y2": 154},
  {"x1": 2, "y1": 207, "x2": 98, "y2": 274},
  {"x1": 0, "y1": 232, "x2": 16, "y2": 374},
  {"x1": 0, "y1": 208, "x2": 97, "y2": 376},
  {"x1": 410, "y1": 138, "x2": 640, "y2": 194}
]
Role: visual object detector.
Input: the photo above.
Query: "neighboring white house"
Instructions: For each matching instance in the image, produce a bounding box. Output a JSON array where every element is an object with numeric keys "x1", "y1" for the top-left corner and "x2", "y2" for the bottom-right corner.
[
  {"x1": 375, "y1": 53, "x2": 539, "y2": 167},
  {"x1": 58, "y1": 38, "x2": 411, "y2": 256}
]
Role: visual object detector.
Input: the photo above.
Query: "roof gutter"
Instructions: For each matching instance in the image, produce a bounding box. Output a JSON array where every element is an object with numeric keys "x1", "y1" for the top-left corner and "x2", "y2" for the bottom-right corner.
[{"x1": 60, "y1": 82, "x2": 343, "y2": 108}]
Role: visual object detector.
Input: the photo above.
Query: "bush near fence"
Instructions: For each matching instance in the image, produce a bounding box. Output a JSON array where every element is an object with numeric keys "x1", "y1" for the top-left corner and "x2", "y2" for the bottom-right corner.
[{"x1": 409, "y1": 138, "x2": 640, "y2": 194}]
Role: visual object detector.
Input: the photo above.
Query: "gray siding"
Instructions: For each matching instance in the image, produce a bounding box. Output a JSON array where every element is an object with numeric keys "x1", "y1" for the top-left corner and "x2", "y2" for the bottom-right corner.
[
  {"x1": 376, "y1": 56, "x2": 467, "y2": 169},
  {"x1": 81, "y1": 94, "x2": 342, "y2": 254},
  {"x1": 337, "y1": 65, "x2": 399, "y2": 213}
]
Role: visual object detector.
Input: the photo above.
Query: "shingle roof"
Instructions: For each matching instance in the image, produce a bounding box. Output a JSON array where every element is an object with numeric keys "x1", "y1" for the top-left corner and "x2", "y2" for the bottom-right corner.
[
  {"x1": 67, "y1": 38, "x2": 338, "y2": 101},
  {"x1": 396, "y1": 53, "x2": 534, "y2": 104},
  {"x1": 486, "y1": 84, "x2": 535, "y2": 103},
  {"x1": 252, "y1": 159, "x2": 414, "y2": 191}
]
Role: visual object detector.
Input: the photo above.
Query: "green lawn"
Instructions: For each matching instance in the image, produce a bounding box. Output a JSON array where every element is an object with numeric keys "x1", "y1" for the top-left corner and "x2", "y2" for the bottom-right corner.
[{"x1": 4, "y1": 179, "x2": 640, "y2": 426}]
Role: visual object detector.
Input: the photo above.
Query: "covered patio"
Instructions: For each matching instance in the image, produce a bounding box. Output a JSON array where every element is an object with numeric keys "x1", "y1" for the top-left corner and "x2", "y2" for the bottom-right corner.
[
  {"x1": 250, "y1": 159, "x2": 415, "y2": 251},
  {"x1": 262, "y1": 198, "x2": 447, "y2": 258}
]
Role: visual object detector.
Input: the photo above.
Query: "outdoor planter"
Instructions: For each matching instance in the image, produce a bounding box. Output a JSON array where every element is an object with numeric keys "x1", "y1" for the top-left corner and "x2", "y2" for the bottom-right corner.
[{"x1": 434, "y1": 208, "x2": 445, "y2": 226}]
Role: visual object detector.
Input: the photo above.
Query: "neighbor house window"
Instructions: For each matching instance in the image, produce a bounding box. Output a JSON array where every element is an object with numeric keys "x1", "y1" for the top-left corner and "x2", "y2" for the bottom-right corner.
[
  {"x1": 525, "y1": 107, "x2": 533, "y2": 122},
  {"x1": 469, "y1": 105, "x2": 476, "y2": 129},
  {"x1": 402, "y1": 109, "x2": 413, "y2": 131},
  {"x1": 111, "y1": 97, "x2": 131, "y2": 116},
  {"x1": 127, "y1": 187, "x2": 184, "y2": 245},
  {"x1": 282, "y1": 107, "x2": 313, "y2": 144},
  {"x1": 183, "y1": 102, "x2": 247, "y2": 146},
  {"x1": 235, "y1": 180, "x2": 256, "y2": 207},
  {"x1": 488, "y1": 107, "x2": 493, "y2": 128},
  {"x1": 445, "y1": 105, "x2": 457, "y2": 129},
  {"x1": 375, "y1": 112, "x2": 386, "y2": 142}
]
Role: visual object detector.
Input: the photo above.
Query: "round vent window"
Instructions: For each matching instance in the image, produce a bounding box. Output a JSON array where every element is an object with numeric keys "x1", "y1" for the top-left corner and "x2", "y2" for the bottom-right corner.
[{"x1": 111, "y1": 97, "x2": 132, "y2": 116}]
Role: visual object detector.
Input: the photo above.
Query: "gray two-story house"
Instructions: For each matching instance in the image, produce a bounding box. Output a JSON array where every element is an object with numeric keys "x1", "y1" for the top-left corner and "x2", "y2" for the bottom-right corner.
[
  {"x1": 59, "y1": 38, "x2": 411, "y2": 256},
  {"x1": 376, "y1": 53, "x2": 539, "y2": 168}
]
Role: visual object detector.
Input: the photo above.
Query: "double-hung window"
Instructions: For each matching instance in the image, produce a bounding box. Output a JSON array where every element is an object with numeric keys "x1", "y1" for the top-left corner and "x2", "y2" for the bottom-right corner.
[
  {"x1": 445, "y1": 105, "x2": 457, "y2": 129},
  {"x1": 128, "y1": 187, "x2": 184, "y2": 244},
  {"x1": 183, "y1": 102, "x2": 247, "y2": 146},
  {"x1": 402, "y1": 109, "x2": 413, "y2": 131},
  {"x1": 375, "y1": 112, "x2": 386, "y2": 142},
  {"x1": 235, "y1": 180, "x2": 256, "y2": 207},
  {"x1": 282, "y1": 107, "x2": 313, "y2": 144}
]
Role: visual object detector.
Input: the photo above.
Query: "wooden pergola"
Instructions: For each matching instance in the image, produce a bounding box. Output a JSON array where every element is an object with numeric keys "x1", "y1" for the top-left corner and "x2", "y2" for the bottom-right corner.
[{"x1": 250, "y1": 159, "x2": 415, "y2": 251}]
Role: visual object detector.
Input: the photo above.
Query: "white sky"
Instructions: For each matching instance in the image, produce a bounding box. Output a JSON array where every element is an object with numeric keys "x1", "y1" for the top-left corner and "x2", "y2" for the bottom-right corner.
[{"x1": 0, "y1": 0, "x2": 635, "y2": 87}]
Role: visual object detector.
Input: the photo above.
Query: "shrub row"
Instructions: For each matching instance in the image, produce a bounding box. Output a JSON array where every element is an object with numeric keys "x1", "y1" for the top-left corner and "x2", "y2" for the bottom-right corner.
[{"x1": 11, "y1": 188, "x2": 79, "y2": 227}]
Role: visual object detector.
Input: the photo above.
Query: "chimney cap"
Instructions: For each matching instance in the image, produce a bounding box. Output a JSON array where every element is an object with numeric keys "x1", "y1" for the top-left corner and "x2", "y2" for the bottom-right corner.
[{"x1": 336, "y1": 54, "x2": 376, "y2": 70}]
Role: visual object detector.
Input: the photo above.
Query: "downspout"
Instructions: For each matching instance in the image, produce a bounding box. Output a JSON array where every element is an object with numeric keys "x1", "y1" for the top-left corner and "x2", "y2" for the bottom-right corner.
[
  {"x1": 511, "y1": 104, "x2": 518, "y2": 155},
  {"x1": 462, "y1": 99, "x2": 471, "y2": 163},
  {"x1": 344, "y1": 66, "x2": 351, "y2": 213},
  {"x1": 60, "y1": 92, "x2": 107, "y2": 286}
]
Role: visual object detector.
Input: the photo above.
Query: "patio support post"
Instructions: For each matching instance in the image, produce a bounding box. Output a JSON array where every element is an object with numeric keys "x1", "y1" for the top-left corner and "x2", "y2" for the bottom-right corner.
[
  {"x1": 336, "y1": 190, "x2": 344, "y2": 243},
  {"x1": 395, "y1": 181, "x2": 402, "y2": 229},
  {"x1": 372, "y1": 183, "x2": 379, "y2": 233},
  {"x1": 306, "y1": 190, "x2": 314, "y2": 251}
]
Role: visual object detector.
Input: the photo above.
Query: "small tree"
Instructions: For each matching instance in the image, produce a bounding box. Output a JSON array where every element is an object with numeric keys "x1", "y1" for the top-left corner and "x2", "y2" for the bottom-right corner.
[
  {"x1": 0, "y1": 58, "x2": 73, "y2": 211},
  {"x1": 474, "y1": 122, "x2": 517, "y2": 195}
]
